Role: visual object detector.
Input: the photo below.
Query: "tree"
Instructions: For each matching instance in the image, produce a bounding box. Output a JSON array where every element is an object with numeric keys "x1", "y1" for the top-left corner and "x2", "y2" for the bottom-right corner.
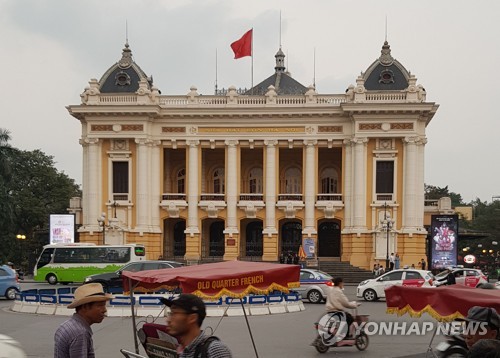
[
  {"x1": 424, "y1": 184, "x2": 464, "y2": 207},
  {"x1": 0, "y1": 129, "x2": 14, "y2": 263},
  {"x1": 0, "y1": 146, "x2": 81, "y2": 269}
]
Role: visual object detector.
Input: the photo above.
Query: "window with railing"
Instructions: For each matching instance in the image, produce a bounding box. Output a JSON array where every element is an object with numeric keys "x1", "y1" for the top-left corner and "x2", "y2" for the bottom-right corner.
[
  {"x1": 249, "y1": 167, "x2": 263, "y2": 193},
  {"x1": 177, "y1": 168, "x2": 185, "y2": 193},
  {"x1": 376, "y1": 160, "x2": 394, "y2": 201},
  {"x1": 283, "y1": 167, "x2": 301, "y2": 194},
  {"x1": 113, "y1": 161, "x2": 129, "y2": 200},
  {"x1": 320, "y1": 167, "x2": 338, "y2": 193},
  {"x1": 213, "y1": 168, "x2": 225, "y2": 194}
]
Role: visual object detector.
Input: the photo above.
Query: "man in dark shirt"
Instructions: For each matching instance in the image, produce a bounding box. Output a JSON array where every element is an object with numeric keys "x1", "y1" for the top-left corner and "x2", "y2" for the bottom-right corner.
[
  {"x1": 161, "y1": 294, "x2": 232, "y2": 358},
  {"x1": 54, "y1": 283, "x2": 112, "y2": 358},
  {"x1": 420, "y1": 258, "x2": 426, "y2": 271},
  {"x1": 446, "y1": 271, "x2": 456, "y2": 285}
]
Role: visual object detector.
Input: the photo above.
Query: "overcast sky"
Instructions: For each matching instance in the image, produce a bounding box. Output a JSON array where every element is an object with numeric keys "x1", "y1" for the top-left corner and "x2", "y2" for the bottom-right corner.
[{"x1": 1, "y1": 0, "x2": 499, "y2": 204}]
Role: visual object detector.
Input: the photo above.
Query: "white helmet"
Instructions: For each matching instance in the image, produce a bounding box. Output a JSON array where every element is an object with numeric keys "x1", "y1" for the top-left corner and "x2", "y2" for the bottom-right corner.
[{"x1": 0, "y1": 334, "x2": 27, "y2": 358}]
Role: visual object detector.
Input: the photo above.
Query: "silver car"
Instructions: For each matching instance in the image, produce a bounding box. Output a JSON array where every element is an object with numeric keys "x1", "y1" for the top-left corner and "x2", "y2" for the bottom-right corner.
[{"x1": 296, "y1": 269, "x2": 333, "y2": 304}]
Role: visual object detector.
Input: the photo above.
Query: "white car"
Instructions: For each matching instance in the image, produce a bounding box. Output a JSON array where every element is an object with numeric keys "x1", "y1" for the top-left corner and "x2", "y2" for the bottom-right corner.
[
  {"x1": 357, "y1": 269, "x2": 434, "y2": 302},
  {"x1": 433, "y1": 268, "x2": 488, "y2": 288},
  {"x1": 296, "y1": 269, "x2": 333, "y2": 303}
]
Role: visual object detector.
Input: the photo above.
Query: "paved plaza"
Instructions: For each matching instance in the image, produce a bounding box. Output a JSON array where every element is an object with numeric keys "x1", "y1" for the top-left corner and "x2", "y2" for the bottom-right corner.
[{"x1": 0, "y1": 283, "x2": 448, "y2": 357}]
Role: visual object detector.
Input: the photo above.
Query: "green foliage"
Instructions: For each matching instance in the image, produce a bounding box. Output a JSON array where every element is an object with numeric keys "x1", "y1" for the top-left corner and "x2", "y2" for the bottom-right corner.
[
  {"x1": 424, "y1": 184, "x2": 464, "y2": 207},
  {"x1": 0, "y1": 128, "x2": 81, "y2": 269}
]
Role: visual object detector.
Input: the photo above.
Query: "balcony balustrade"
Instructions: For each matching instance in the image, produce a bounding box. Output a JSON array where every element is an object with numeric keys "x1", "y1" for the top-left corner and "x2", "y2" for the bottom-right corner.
[
  {"x1": 161, "y1": 193, "x2": 186, "y2": 201},
  {"x1": 277, "y1": 194, "x2": 303, "y2": 201},
  {"x1": 200, "y1": 193, "x2": 225, "y2": 201},
  {"x1": 316, "y1": 193, "x2": 343, "y2": 201},
  {"x1": 239, "y1": 193, "x2": 264, "y2": 201}
]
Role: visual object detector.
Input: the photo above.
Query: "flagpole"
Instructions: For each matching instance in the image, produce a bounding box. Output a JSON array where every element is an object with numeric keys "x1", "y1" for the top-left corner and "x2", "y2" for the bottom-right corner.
[
  {"x1": 251, "y1": 28, "x2": 254, "y2": 94},
  {"x1": 215, "y1": 48, "x2": 218, "y2": 95}
]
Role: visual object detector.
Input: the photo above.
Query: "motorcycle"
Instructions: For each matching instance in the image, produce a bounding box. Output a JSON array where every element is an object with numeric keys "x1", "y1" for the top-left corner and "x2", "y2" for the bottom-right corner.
[
  {"x1": 435, "y1": 333, "x2": 468, "y2": 357},
  {"x1": 311, "y1": 309, "x2": 369, "y2": 353}
]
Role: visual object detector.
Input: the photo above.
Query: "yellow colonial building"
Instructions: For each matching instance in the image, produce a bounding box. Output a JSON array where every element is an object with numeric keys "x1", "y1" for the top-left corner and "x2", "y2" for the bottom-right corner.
[{"x1": 67, "y1": 40, "x2": 438, "y2": 269}]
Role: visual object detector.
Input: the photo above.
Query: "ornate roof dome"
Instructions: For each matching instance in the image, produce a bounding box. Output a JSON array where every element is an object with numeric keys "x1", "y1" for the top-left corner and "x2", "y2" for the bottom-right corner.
[
  {"x1": 98, "y1": 42, "x2": 154, "y2": 93},
  {"x1": 362, "y1": 41, "x2": 411, "y2": 91}
]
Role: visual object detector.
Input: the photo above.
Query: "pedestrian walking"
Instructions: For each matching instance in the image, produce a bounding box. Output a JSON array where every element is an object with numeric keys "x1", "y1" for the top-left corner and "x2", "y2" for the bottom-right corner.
[{"x1": 54, "y1": 283, "x2": 112, "y2": 358}]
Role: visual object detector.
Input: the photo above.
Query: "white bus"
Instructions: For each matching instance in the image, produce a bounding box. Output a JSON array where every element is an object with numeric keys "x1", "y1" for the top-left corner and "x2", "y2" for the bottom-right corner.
[{"x1": 34, "y1": 243, "x2": 146, "y2": 284}]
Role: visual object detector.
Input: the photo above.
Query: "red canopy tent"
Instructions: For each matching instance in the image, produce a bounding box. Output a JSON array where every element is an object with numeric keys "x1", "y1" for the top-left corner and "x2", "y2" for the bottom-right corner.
[
  {"x1": 122, "y1": 260, "x2": 300, "y2": 299},
  {"x1": 121, "y1": 261, "x2": 300, "y2": 357},
  {"x1": 386, "y1": 285, "x2": 500, "y2": 322}
]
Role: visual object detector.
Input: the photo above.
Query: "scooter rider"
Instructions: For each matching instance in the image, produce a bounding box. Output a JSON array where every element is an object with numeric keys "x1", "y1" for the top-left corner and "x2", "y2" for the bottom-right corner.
[{"x1": 325, "y1": 277, "x2": 360, "y2": 334}]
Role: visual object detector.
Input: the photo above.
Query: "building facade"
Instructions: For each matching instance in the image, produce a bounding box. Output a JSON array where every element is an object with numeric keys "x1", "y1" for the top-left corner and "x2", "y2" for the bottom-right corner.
[{"x1": 67, "y1": 41, "x2": 438, "y2": 269}]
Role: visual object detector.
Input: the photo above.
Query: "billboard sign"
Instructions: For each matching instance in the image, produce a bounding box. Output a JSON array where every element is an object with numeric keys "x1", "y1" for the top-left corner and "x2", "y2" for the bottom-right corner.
[
  {"x1": 303, "y1": 238, "x2": 316, "y2": 258},
  {"x1": 50, "y1": 214, "x2": 75, "y2": 244},
  {"x1": 430, "y1": 215, "x2": 458, "y2": 270}
]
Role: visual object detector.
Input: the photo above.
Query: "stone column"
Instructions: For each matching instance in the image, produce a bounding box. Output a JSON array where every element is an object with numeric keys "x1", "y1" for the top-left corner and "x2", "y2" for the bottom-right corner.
[
  {"x1": 342, "y1": 139, "x2": 353, "y2": 231},
  {"x1": 135, "y1": 139, "x2": 149, "y2": 233},
  {"x1": 263, "y1": 140, "x2": 278, "y2": 236},
  {"x1": 186, "y1": 140, "x2": 200, "y2": 235},
  {"x1": 402, "y1": 137, "x2": 418, "y2": 230},
  {"x1": 85, "y1": 138, "x2": 100, "y2": 230},
  {"x1": 415, "y1": 138, "x2": 427, "y2": 229},
  {"x1": 223, "y1": 140, "x2": 239, "y2": 260},
  {"x1": 224, "y1": 140, "x2": 239, "y2": 235},
  {"x1": 79, "y1": 138, "x2": 89, "y2": 228},
  {"x1": 150, "y1": 140, "x2": 162, "y2": 232},
  {"x1": 352, "y1": 137, "x2": 368, "y2": 230},
  {"x1": 303, "y1": 140, "x2": 317, "y2": 236}
]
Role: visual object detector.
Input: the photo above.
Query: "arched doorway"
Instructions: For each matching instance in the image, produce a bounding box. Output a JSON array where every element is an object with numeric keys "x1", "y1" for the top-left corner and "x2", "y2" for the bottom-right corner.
[
  {"x1": 281, "y1": 221, "x2": 302, "y2": 255},
  {"x1": 318, "y1": 220, "x2": 341, "y2": 257},
  {"x1": 245, "y1": 221, "x2": 263, "y2": 257},
  {"x1": 173, "y1": 221, "x2": 186, "y2": 257},
  {"x1": 163, "y1": 218, "x2": 186, "y2": 259},
  {"x1": 209, "y1": 221, "x2": 225, "y2": 257}
]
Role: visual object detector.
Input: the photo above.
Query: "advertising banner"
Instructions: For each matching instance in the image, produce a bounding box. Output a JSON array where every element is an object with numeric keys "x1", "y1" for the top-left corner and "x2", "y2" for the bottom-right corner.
[
  {"x1": 50, "y1": 214, "x2": 75, "y2": 244},
  {"x1": 430, "y1": 215, "x2": 458, "y2": 270},
  {"x1": 303, "y1": 238, "x2": 316, "y2": 258}
]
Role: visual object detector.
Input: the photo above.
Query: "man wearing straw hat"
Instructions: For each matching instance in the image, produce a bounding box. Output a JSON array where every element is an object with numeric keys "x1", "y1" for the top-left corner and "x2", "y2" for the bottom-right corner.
[{"x1": 54, "y1": 283, "x2": 112, "y2": 358}]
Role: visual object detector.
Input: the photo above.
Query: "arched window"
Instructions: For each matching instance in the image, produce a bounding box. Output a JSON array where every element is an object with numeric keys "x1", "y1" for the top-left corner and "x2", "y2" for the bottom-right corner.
[
  {"x1": 320, "y1": 168, "x2": 338, "y2": 193},
  {"x1": 213, "y1": 168, "x2": 225, "y2": 193},
  {"x1": 177, "y1": 168, "x2": 186, "y2": 193},
  {"x1": 284, "y1": 167, "x2": 301, "y2": 194},
  {"x1": 249, "y1": 167, "x2": 263, "y2": 193}
]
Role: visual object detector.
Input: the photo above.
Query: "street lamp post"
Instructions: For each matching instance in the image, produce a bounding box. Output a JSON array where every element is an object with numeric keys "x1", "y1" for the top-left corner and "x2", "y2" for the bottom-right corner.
[
  {"x1": 16, "y1": 234, "x2": 26, "y2": 272},
  {"x1": 380, "y1": 202, "x2": 394, "y2": 270},
  {"x1": 97, "y1": 213, "x2": 106, "y2": 245}
]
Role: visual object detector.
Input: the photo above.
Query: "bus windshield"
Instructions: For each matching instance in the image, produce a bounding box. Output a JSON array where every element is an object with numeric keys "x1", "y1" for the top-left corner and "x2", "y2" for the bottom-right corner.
[{"x1": 34, "y1": 244, "x2": 145, "y2": 285}]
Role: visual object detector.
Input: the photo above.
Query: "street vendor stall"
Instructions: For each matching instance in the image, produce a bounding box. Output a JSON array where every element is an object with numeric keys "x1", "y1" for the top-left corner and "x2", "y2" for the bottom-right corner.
[
  {"x1": 385, "y1": 285, "x2": 500, "y2": 357},
  {"x1": 386, "y1": 285, "x2": 500, "y2": 321},
  {"x1": 121, "y1": 261, "x2": 300, "y2": 357}
]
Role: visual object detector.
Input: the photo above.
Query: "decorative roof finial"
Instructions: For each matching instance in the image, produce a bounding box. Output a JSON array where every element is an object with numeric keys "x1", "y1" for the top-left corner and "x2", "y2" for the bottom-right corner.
[
  {"x1": 379, "y1": 41, "x2": 394, "y2": 66},
  {"x1": 118, "y1": 42, "x2": 133, "y2": 69}
]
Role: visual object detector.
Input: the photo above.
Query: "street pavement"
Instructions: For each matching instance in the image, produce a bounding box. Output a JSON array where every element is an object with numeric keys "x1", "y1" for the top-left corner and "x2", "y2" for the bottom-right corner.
[{"x1": 1, "y1": 282, "x2": 444, "y2": 358}]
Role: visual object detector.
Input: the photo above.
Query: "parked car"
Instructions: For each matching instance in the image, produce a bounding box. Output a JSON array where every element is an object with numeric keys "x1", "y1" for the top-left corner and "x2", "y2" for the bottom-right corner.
[
  {"x1": 0, "y1": 265, "x2": 21, "y2": 300},
  {"x1": 357, "y1": 269, "x2": 434, "y2": 302},
  {"x1": 296, "y1": 268, "x2": 333, "y2": 303},
  {"x1": 84, "y1": 260, "x2": 183, "y2": 293},
  {"x1": 433, "y1": 268, "x2": 488, "y2": 288},
  {"x1": 495, "y1": 281, "x2": 500, "y2": 289}
]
